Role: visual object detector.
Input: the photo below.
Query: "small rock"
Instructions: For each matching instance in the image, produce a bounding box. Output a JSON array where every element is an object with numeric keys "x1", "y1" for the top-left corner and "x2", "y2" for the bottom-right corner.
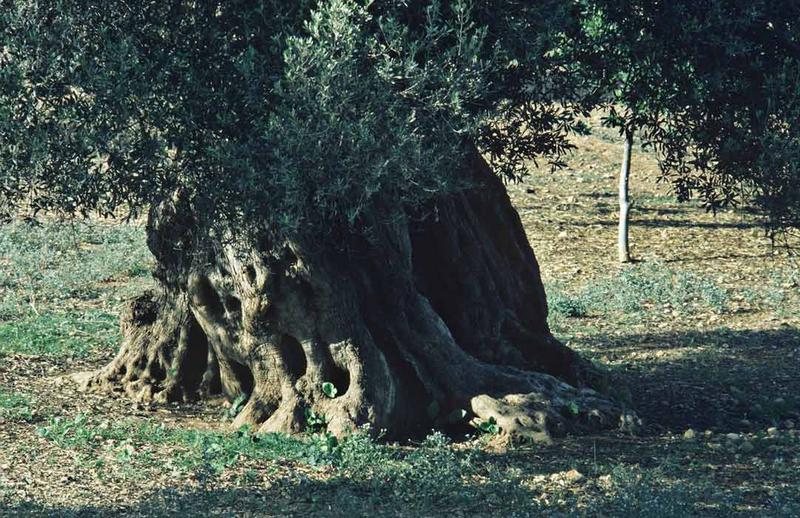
[
  {"x1": 784, "y1": 419, "x2": 795, "y2": 430},
  {"x1": 704, "y1": 430, "x2": 714, "y2": 438},
  {"x1": 774, "y1": 397, "x2": 786, "y2": 405},
  {"x1": 683, "y1": 429, "x2": 696, "y2": 440},
  {"x1": 620, "y1": 412, "x2": 642, "y2": 433},
  {"x1": 767, "y1": 427, "x2": 780, "y2": 437},
  {"x1": 564, "y1": 469, "x2": 584, "y2": 484},
  {"x1": 725, "y1": 433, "x2": 741, "y2": 443},
  {"x1": 739, "y1": 419, "x2": 752, "y2": 430},
  {"x1": 740, "y1": 441, "x2": 755, "y2": 453}
]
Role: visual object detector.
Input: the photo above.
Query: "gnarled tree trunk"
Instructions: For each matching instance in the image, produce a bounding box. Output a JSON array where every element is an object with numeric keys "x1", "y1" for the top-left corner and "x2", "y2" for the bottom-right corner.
[{"x1": 77, "y1": 153, "x2": 633, "y2": 442}]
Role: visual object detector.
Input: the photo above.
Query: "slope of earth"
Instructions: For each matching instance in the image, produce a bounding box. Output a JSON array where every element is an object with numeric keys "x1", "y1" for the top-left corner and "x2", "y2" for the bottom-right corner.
[{"x1": 0, "y1": 115, "x2": 798, "y2": 516}]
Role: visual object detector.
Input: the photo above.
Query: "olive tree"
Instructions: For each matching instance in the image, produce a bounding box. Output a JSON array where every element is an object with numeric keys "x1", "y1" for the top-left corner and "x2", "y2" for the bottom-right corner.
[{"x1": 0, "y1": 0, "x2": 630, "y2": 441}]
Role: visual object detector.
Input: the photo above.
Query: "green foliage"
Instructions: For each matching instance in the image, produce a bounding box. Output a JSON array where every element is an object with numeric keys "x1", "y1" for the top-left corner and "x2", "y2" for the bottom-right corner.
[
  {"x1": 37, "y1": 414, "x2": 109, "y2": 448},
  {"x1": 472, "y1": 416, "x2": 500, "y2": 435},
  {"x1": 226, "y1": 393, "x2": 249, "y2": 420},
  {"x1": 583, "y1": 263, "x2": 729, "y2": 315},
  {"x1": 304, "y1": 408, "x2": 328, "y2": 433},
  {"x1": 548, "y1": 263, "x2": 729, "y2": 324},
  {"x1": 321, "y1": 381, "x2": 338, "y2": 399},
  {"x1": 573, "y1": 1, "x2": 800, "y2": 234},
  {"x1": 563, "y1": 401, "x2": 580, "y2": 417},
  {"x1": 0, "y1": 0, "x2": 581, "y2": 246},
  {"x1": 31, "y1": 411, "x2": 800, "y2": 515},
  {"x1": 760, "y1": 267, "x2": 800, "y2": 318},
  {"x1": 36, "y1": 415, "x2": 343, "y2": 469},
  {"x1": 548, "y1": 291, "x2": 589, "y2": 318},
  {"x1": 2, "y1": 0, "x2": 799, "y2": 241}
]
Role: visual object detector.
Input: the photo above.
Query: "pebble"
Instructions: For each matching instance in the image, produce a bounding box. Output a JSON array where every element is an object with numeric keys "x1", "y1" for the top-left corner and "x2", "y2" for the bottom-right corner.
[
  {"x1": 740, "y1": 441, "x2": 755, "y2": 453},
  {"x1": 564, "y1": 469, "x2": 584, "y2": 484},
  {"x1": 683, "y1": 429, "x2": 696, "y2": 440},
  {"x1": 725, "y1": 433, "x2": 741, "y2": 443},
  {"x1": 597, "y1": 474, "x2": 612, "y2": 488},
  {"x1": 767, "y1": 427, "x2": 780, "y2": 437},
  {"x1": 785, "y1": 419, "x2": 795, "y2": 429}
]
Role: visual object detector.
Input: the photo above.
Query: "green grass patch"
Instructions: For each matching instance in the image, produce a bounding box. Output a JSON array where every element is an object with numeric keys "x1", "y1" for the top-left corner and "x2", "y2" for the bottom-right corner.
[
  {"x1": 34, "y1": 414, "x2": 730, "y2": 515},
  {"x1": 548, "y1": 262, "x2": 729, "y2": 328},
  {"x1": 760, "y1": 267, "x2": 800, "y2": 318},
  {"x1": 0, "y1": 220, "x2": 152, "y2": 319},
  {"x1": 0, "y1": 390, "x2": 33, "y2": 421},
  {"x1": 0, "y1": 310, "x2": 119, "y2": 357},
  {"x1": 35, "y1": 417, "x2": 541, "y2": 509}
]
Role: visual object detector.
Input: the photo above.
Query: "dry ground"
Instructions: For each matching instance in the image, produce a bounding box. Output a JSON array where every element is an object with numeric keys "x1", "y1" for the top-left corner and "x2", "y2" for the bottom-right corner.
[{"x1": 0, "y1": 116, "x2": 798, "y2": 516}]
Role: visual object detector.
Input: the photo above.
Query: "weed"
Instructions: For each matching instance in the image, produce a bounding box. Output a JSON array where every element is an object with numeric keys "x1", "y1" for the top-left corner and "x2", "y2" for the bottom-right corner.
[
  {"x1": 0, "y1": 390, "x2": 33, "y2": 422},
  {"x1": 547, "y1": 262, "x2": 729, "y2": 327},
  {"x1": 304, "y1": 408, "x2": 328, "y2": 433},
  {"x1": 472, "y1": 416, "x2": 500, "y2": 435},
  {"x1": 549, "y1": 290, "x2": 589, "y2": 318},
  {"x1": 321, "y1": 381, "x2": 338, "y2": 398}
]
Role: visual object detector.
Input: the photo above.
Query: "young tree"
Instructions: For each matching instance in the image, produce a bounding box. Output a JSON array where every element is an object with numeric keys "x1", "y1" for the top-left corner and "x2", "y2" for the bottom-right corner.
[
  {"x1": 573, "y1": 0, "x2": 800, "y2": 240},
  {"x1": 0, "y1": 1, "x2": 629, "y2": 441},
  {"x1": 618, "y1": 128, "x2": 633, "y2": 263}
]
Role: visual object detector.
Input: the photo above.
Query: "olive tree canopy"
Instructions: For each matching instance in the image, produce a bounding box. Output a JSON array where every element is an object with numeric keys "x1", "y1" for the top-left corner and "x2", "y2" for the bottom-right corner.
[{"x1": 1, "y1": 0, "x2": 796, "y2": 440}]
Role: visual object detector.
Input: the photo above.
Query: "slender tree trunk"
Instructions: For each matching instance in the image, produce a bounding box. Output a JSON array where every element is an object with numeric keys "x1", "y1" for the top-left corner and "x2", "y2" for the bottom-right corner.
[
  {"x1": 618, "y1": 129, "x2": 633, "y2": 263},
  {"x1": 75, "y1": 152, "x2": 635, "y2": 442}
]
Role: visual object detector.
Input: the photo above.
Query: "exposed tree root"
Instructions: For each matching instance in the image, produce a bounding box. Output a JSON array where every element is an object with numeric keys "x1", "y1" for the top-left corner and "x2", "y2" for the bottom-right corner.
[
  {"x1": 75, "y1": 153, "x2": 636, "y2": 442},
  {"x1": 75, "y1": 291, "x2": 215, "y2": 404}
]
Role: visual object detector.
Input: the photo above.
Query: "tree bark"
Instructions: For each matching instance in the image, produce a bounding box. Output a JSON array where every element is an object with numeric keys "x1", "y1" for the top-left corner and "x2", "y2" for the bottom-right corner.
[
  {"x1": 76, "y1": 153, "x2": 634, "y2": 442},
  {"x1": 618, "y1": 130, "x2": 633, "y2": 263}
]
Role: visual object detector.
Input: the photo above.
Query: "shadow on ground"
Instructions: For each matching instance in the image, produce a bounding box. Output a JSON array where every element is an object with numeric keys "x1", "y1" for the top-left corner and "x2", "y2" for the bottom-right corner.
[
  {"x1": 2, "y1": 472, "x2": 545, "y2": 517},
  {"x1": 579, "y1": 326, "x2": 800, "y2": 433},
  {"x1": 575, "y1": 218, "x2": 761, "y2": 230}
]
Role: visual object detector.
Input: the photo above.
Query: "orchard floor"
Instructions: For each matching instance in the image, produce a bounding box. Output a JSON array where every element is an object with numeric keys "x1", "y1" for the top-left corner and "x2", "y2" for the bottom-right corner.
[{"x1": 1, "y1": 117, "x2": 798, "y2": 516}]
